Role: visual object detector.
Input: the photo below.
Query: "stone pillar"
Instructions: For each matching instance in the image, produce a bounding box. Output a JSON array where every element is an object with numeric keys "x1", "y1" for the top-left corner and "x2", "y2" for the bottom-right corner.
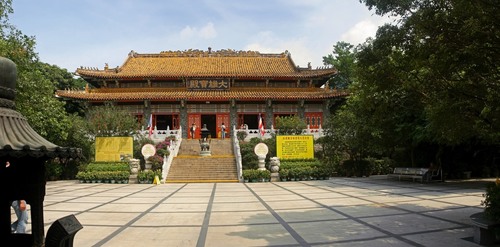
[
  {"x1": 265, "y1": 99, "x2": 273, "y2": 133},
  {"x1": 143, "y1": 100, "x2": 151, "y2": 129},
  {"x1": 257, "y1": 155, "x2": 266, "y2": 171},
  {"x1": 229, "y1": 99, "x2": 238, "y2": 137},
  {"x1": 179, "y1": 100, "x2": 188, "y2": 138},
  {"x1": 297, "y1": 100, "x2": 305, "y2": 119}
]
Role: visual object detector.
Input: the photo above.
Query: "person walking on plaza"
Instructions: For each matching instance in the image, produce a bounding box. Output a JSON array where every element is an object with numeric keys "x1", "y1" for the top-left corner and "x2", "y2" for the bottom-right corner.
[{"x1": 221, "y1": 122, "x2": 226, "y2": 140}]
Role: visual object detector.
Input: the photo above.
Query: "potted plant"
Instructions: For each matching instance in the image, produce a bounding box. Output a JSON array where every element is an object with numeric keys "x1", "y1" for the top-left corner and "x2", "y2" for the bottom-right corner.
[
  {"x1": 147, "y1": 155, "x2": 164, "y2": 171},
  {"x1": 137, "y1": 171, "x2": 147, "y2": 184},
  {"x1": 76, "y1": 171, "x2": 85, "y2": 183},
  {"x1": 259, "y1": 170, "x2": 271, "y2": 182},
  {"x1": 288, "y1": 168, "x2": 298, "y2": 181},
  {"x1": 242, "y1": 170, "x2": 254, "y2": 183},
  {"x1": 279, "y1": 169, "x2": 289, "y2": 182}
]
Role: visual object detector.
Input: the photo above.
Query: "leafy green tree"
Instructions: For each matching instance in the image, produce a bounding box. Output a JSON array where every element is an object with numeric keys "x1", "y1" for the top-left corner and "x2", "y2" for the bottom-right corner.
[
  {"x1": 0, "y1": 1, "x2": 92, "y2": 177},
  {"x1": 37, "y1": 62, "x2": 87, "y2": 115},
  {"x1": 358, "y1": 0, "x2": 500, "y2": 145},
  {"x1": 322, "y1": 41, "x2": 357, "y2": 89},
  {"x1": 85, "y1": 103, "x2": 139, "y2": 138},
  {"x1": 275, "y1": 116, "x2": 307, "y2": 135},
  {"x1": 322, "y1": 0, "x2": 500, "y2": 172},
  {"x1": 0, "y1": 1, "x2": 76, "y2": 145}
]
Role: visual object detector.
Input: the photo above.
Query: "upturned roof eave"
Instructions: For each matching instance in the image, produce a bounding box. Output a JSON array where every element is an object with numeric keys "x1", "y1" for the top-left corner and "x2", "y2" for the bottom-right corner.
[{"x1": 0, "y1": 107, "x2": 82, "y2": 158}]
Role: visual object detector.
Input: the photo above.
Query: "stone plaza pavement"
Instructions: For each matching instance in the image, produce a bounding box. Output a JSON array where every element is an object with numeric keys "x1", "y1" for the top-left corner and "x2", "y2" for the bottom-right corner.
[{"x1": 33, "y1": 177, "x2": 495, "y2": 246}]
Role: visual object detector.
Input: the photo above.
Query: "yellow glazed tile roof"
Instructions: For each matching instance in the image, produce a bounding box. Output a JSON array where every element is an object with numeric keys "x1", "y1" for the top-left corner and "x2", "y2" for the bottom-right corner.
[
  {"x1": 55, "y1": 88, "x2": 348, "y2": 101},
  {"x1": 76, "y1": 49, "x2": 336, "y2": 79}
]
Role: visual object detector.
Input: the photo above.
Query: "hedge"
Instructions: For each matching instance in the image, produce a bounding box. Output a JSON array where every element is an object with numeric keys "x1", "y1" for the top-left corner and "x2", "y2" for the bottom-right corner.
[{"x1": 76, "y1": 162, "x2": 130, "y2": 183}]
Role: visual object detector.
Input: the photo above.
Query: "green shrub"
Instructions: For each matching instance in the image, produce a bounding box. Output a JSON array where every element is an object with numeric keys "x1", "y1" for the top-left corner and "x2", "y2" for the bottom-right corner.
[
  {"x1": 76, "y1": 170, "x2": 129, "y2": 182},
  {"x1": 46, "y1": 161, "x2": 63, "y2": 181},
  {"x1": 85, "y1": 162, "x2": 129, "y2": 172},
  {"x1": 482, "y1": 180, "x2": 500, "y2": 222},
  {"x1": 275, "y1": 116, "x2": 307, "y2": 135},
  {"x1": 366, "y1": 157, "x2": 395, "y2": 175},
  {"x1": 76, "y1": 162, "x2": 130, "y2": 182},
  {"x1": 240, "y1": 137, "x2": 277, "y2": 170},
  {"x1": 279, "y1": 169, "x2": 289, "y2": 180},
  {"x1": 138, "y1": 170, "x2": 158, "y2": 183},
  {"x1": 237, "y1": 131, "x2": 248, "y2": 141},
  {"x1": 340, "y1": 159, "x2": 372, "y2": 177},
  {"x1": 258, "y1": 170, "x2": 271, "y2": 181},
  {"x1": 242, "y1": 169, "x2": 256, "y2": 181},
  {"x1": 147, "y1": 155, "x2": 163, "y2": 171}
]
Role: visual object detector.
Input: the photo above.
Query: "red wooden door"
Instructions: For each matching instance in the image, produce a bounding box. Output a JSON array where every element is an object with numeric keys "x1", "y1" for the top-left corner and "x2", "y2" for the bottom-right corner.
[
  {"x1": 304, "y1": 113, "x2": 322, "y2": 128},
  {"x1": 216, "y1": 114, "x2": 230, "y2": 138},
  {"x1": 188, "y1": 114, "x2": 201, "y2": 139}
]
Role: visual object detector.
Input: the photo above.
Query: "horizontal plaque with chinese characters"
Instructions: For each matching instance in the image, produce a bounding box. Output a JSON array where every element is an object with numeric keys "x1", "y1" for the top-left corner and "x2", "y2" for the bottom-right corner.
[{"x1": 187, "y1": 79, "x2": 229, "y2": 91}]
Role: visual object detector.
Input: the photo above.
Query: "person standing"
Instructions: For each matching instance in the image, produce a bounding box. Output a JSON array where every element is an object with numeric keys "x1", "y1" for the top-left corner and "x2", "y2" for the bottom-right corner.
[
  {"x1": 221, "y1": 122, "x2": 226, "y2": 140},
  {"x1": 11, "y1": 199, "x2": 28, "y2": 233},
  {"x1": 190, "y1": 123, "x2": 196, "y2": 139},
  {"x1": 5, "y1": 161, "x2": 28, "y2": 233}
]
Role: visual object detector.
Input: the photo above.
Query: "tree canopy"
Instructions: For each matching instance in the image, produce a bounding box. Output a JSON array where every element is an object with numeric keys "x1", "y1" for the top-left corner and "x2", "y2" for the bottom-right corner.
[
  {"x1": 322, "y1": 41, "x2": 357, "y2": 89},
  {"x1": 324, "y1": 0, "x2": 499, "y2": 173},
  {"x1": 84, "y1": 103, "x2": 140, "y2": 138},
  {"x1": 0, "y1": 0, "x2": 92, "y2": 165},
  {"x1": 358, "y1": 0, "x2": 499, "y2": 145}
]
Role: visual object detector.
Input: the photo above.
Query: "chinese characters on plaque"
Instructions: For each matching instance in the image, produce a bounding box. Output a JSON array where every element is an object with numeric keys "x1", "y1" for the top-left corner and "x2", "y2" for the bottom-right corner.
[{"x1": 187, "y1": 79, "x2": 229, "y2": 91}]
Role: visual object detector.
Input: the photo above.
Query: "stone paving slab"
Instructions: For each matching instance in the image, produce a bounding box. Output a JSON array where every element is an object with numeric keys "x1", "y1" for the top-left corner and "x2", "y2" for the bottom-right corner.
[{"x1": 13, "y1": 176, "x2": 496, "y2": 246}]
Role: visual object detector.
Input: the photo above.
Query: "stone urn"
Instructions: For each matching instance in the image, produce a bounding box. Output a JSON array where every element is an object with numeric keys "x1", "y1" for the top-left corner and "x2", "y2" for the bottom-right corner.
[{"x1": 199, "y1": 138, "x2": 211, "y2": 156}]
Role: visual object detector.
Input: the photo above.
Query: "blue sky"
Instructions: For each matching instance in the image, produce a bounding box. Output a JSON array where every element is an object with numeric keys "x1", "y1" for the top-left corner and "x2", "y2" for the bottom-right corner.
[{"x1": 11, "y1": 0, "x2": 392, "y2": 72}]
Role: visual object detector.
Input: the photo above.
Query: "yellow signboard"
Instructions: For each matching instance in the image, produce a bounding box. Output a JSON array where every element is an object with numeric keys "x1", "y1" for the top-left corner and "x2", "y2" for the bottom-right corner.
[
  {"x1": 95, "y1": 137, "x2": 133, "y2": 162},
  {"x1": 276, "y1": 135, "x2": 314, "y2": 160}
]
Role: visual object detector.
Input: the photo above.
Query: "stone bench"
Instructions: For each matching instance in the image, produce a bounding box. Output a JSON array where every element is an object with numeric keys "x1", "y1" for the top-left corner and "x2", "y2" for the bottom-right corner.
[
  {"x1": 470, "y1": 212, "x2": 500, "y2": 245},
  {"x1": 387, "y1": 167, "x2": 429, "y2": 182}
]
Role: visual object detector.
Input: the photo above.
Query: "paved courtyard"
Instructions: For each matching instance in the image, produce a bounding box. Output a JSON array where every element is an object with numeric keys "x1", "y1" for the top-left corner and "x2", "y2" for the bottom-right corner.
[{"x1": 31, "y1": 177, "x2": 494, "y2": 246}]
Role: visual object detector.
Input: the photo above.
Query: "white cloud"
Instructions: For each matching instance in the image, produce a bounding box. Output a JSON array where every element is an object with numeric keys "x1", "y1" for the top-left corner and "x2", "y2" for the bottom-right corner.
[
  {"x1": 340, "y1": 16, "x2": 395, "y2": 46},
  {"x1": 179, "y1": 22, "x2": 217, "y2": 40},
  {"x1": 244, "y1": 31, "x2": 315, "y2": 67},
  {"x1": 199, "y1": 22, "x2": 217, "y2": 39},
  {"x1": 180, "y1": 26, "x2": 195, "y2": 39}
]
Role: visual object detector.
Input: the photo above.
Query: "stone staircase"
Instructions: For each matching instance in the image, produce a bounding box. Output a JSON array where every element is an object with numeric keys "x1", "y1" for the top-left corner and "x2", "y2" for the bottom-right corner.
[{"x1": 165, "y1": 139, "x2": 239, "y2": 183}]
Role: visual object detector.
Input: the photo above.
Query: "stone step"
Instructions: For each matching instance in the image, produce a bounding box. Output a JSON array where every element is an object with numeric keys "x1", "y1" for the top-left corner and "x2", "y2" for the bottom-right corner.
[{"x1": 167, "y1": 139, "x2": 238, "y2": 183}]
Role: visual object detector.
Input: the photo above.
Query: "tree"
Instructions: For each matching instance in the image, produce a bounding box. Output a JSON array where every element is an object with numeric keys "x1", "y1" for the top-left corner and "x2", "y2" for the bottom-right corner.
[
  {"x1": 37, "y1": 62, "x2": 87, "y2": 115},
  {"x1": 0, "y1": 1, "x2": 74, "y2": 145},
  {"x1": 358, "y1": 0, "x2": 500, "y2": 145},
  {"x1": 0, "y1": 0, "x2": 92, "y2": 178},
  {"x1": 329, "y1": 0, "x2": 500, "y2": 172},
  {"x1": 85, "y1": 103, "x2": 140, "y2": 138},
  {"x1": 274, "y1": 116, "x2": 307, "y2": 135},
  {"x1": 322, "y1": 41, "x2": 357, "y2": 89}
]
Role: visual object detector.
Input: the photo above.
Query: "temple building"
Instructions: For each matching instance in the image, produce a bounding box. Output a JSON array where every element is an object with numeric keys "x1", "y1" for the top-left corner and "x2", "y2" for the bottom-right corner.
[{"x1": 56, "y1": 48, "x2": 347, "y2": 139}]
